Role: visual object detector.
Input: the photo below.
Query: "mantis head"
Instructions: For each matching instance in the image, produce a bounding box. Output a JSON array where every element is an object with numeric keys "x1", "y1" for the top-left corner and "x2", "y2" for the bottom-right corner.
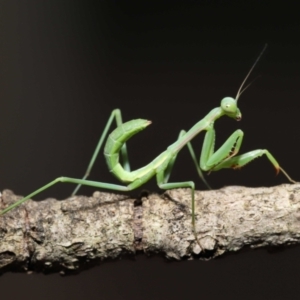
[
  {"x1": 220, "y1": 44, "x2": 268, "y2": 122},
  {"x1": 221, "y1": 97, "x2": 241, "y2": 121}
]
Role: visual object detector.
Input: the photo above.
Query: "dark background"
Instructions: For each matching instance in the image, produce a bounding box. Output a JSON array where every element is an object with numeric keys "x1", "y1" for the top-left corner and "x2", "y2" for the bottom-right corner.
[{"x1": 1, "y1": 1, "x2": 300, "y2": 299}]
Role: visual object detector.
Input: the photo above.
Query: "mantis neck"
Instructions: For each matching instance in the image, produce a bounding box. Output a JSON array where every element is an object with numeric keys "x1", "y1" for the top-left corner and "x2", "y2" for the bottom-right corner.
[{"x1": 168, "y1": 107, "x2": 224, "y2": 153}]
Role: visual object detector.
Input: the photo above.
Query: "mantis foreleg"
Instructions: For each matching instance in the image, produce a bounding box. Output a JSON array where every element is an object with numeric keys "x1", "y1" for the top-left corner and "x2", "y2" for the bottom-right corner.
[
  {"x1": 200, "y1": 127, "x2": 296, "y2": 183},
  {"x1": 200, "y1": 128, "x2": 243, "y2": 171}
]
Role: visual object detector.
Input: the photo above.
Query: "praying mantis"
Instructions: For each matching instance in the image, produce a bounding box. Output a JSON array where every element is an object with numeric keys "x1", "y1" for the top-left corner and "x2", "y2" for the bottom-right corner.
[{"x1": 0, "y1": 45, "x2": 296, "y2": 248}]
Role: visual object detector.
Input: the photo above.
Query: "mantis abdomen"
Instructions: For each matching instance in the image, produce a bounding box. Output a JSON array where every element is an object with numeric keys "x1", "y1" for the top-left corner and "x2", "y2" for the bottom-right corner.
[{"x1": 104, "y1": 119, "x2": 152, "y2": 183}]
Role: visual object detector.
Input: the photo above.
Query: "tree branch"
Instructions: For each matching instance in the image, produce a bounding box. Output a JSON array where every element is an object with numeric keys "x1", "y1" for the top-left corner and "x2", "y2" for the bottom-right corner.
[{"x1": 1, "y1": 183, "x2": 300, "y2": 274}]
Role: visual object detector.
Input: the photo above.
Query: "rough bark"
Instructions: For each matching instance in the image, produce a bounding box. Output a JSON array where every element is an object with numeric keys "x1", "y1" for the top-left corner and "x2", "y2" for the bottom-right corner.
[{"x1": 1, "y1": 183, "x2": 300, "y2": 274}]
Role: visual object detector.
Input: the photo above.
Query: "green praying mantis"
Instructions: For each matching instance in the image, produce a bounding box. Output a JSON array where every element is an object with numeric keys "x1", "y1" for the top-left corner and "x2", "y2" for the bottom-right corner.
[{"x1": 0, "y1": 45, "x2": 296, "y2": 248}]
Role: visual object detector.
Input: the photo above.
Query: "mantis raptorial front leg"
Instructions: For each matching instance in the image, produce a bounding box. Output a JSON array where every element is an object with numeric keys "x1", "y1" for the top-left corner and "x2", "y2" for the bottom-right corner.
[
  {"x1": 0, "y1": 45, "x2": 296, "y2": 252},
  {"x1": 200, "y1": 128, "x2": 294, "y2": 182}
]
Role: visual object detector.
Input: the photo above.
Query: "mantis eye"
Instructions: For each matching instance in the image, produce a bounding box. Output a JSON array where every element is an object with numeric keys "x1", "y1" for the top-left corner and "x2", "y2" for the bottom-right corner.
[{"x1": 221, "y1": 97, "x2": 237, "y2": 113}]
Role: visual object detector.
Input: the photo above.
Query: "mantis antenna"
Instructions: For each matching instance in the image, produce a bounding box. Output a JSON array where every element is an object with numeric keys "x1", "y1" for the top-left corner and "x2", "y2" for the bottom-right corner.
[{"x1": 236, "y1": 43, "x2": 268, "y2": 101}]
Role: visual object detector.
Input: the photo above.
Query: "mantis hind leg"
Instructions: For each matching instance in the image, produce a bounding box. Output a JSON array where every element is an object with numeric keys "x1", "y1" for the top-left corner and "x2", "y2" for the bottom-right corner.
[
  {"x1": 0, "y1": 177, "x2": 144, "y2": 215},
  {"x1": 72, "y1": 109, "x2": 131, "y2": 196}
]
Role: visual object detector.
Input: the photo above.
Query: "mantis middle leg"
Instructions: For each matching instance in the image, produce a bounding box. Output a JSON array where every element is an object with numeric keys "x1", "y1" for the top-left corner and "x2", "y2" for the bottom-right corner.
[
  {"x1": 164, "y1": 130, "x2": 211, "y2": 189},
  {"x1": 156, "y1": 130, "x2": 206, "y2": 245}
]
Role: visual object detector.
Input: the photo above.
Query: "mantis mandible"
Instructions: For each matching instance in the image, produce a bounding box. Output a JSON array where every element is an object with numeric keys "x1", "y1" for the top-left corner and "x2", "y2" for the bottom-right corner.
[{"x1": 0, "y1": 45, "x2": 295, "y2": 248}]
